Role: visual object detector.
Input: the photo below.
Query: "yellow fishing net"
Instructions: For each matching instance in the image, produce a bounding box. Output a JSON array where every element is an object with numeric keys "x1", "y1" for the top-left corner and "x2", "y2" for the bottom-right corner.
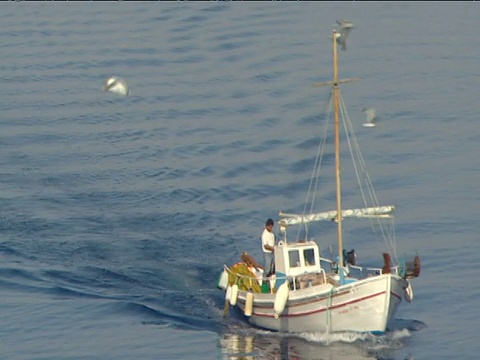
[{"x1": 227, "y1": 263, "x2": 262, "y2": 293}]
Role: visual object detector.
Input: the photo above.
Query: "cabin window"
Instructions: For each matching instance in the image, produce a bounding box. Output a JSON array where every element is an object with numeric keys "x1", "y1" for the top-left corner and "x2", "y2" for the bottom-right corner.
[
  {"x1": 289, "y1": 250, "x2": 301, "y2": 268},
  {"x1": 304, "y1": 248, "x2": 316, "y2": 266}
]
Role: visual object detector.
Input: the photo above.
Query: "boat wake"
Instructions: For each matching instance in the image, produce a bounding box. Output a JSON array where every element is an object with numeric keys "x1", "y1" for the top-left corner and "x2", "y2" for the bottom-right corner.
[{"x1": 294, "y1": 326, "x2": 415, "y2": 350}]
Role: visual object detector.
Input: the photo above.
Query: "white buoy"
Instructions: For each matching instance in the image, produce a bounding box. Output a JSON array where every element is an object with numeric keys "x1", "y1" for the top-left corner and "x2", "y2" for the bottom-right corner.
[
  {"x1": 217, "y1": 270, "x2": 228, "y2": 290},
  {"x1": 273, "y1": 282, "x2": 289, "y2": 318},
  {"x1": 244, "y1": 291, "x2": 254, "y2": 316},
  {"x1": 405, "y1": 281, "x2": 414, "y2": 303},
  {"x1": 104, "y1": 76, "x2": 129, "y2": 96},
  {"x1": 269, "y1": 274, "x2": 276, "y2": 293},
  {"x1": 225, "y1": 285, "x2": 232, "y2": 302},
  {"x1": 229, "y1": 284, "x2": 239, "y2": 306}
]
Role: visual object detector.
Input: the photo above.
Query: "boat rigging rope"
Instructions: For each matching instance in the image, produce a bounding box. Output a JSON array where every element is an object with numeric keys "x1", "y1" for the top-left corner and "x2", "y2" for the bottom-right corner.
[
  {"x1": 338, "y1": 91, "x2": 399, "y2": 263},
  {"x1": 298, "y1": 90, "x2": 334, "y2": 242}
]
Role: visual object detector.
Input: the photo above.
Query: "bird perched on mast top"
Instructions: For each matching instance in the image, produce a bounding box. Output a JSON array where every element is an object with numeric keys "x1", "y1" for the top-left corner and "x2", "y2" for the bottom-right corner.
[{"x1": 335, "y1": 20, "x2": 354, "y2": 51}]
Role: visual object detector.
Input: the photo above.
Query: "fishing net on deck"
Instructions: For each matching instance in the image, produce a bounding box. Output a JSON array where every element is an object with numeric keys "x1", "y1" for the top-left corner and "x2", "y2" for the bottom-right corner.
[{"x1": 227, "y1": 263, "x2": 263, "y2": 293}]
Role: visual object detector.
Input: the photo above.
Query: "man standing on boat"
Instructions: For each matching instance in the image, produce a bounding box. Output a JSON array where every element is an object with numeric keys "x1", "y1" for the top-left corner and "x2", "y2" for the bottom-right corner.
[{"x1": 262, "y1": 218, "x2": 276, "y2": 276}]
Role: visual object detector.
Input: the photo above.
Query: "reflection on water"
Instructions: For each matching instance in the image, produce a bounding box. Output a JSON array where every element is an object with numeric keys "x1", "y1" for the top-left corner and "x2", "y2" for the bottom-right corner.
[
  {"x1": 219, "y1": 332, "x2": 381, "y2": 360},
  {"x1": 218, "y1": 314, "x2": 425, "y2": 359},
  {"x1": 219, "y1": 333, "x2": 260, "y2": 360}
]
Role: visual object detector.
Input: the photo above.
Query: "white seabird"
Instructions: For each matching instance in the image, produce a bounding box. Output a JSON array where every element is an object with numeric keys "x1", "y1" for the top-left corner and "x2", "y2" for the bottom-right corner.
[
  {"x1": 362, "y1": 107, "x2": 377, "y2": 127},
  {"x1": 104, "y1": 76, "x2": 129, "y2": 96},
  {"x1": 335, "y1": 20, "x2": 354, "y2": 51}
]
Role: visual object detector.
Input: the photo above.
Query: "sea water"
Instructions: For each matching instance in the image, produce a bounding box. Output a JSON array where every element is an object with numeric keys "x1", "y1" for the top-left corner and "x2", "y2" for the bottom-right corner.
[{"x1": 1, "y1": 2, "x2": 479, "y2": 359}]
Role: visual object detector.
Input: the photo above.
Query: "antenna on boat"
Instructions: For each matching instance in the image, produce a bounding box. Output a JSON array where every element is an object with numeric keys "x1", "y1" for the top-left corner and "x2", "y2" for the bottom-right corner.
[{"x1": 311, "y1": 24, "x2": 359, "y2": 274}]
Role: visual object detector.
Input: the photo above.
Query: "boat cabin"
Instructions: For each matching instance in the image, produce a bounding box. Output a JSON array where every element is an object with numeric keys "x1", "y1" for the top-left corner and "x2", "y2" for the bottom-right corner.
[{"x1": 274, "y1": 240, "x2": 324, "y2": 288}]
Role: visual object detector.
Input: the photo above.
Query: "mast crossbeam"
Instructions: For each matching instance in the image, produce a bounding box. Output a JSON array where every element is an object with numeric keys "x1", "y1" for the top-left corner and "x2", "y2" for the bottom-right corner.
[{"x1": 312, "y1": 77, "x2": 360, "y2": 87}]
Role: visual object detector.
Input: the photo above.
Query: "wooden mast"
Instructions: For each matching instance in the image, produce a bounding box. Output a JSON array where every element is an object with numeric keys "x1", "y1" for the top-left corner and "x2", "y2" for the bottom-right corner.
[
  {"x1": 312, "y1": 29, "x2": 359, "y2": 273},
  {"x1": 332, "y1": 30, "x2": 344, "y2": 271}
]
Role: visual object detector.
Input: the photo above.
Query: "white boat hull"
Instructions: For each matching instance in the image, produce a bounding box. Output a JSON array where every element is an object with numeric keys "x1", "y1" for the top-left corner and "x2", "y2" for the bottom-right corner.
[{"x1": 232, "y1": 274, "x2": 407, "y2": 334}]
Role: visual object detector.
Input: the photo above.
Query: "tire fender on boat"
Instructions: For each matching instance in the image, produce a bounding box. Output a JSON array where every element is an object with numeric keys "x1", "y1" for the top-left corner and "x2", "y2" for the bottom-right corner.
[
  {"x1": 230, "y1": 284, "x2": 239, "y2": 306},
  {"x1": 244, "y1": 291, "x2": 254, "y2": 316},
  {"x1": 273, "y1": 282, "x2": 289, "y2": 318},
  {"x1": 405, "y1": 281, "x2": 413, "y2": 303}
]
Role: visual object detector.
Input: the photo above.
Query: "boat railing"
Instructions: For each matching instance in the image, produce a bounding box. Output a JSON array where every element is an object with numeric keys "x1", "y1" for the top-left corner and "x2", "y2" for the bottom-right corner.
[
  {"x1": 354, "y1": 265, "x2": 401, "y2": 276},
  {"x1": 223, "y1": 259, "x2": 400, "y2": 293},
  {"x1": 224, "y1": 264, "x2": 289, "y2": 283},
  {"x1": 320, "y1": 257, "x2": 399, "y2": 278},
  {"x1": 224, "y1": 264, "x2": 330, "y2": 292}
]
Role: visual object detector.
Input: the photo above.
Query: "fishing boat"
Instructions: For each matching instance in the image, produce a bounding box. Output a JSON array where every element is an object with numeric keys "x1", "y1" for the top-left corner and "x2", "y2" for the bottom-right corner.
[{"x1": 217, "y1": 24, "x2": 421, "y2": 334}]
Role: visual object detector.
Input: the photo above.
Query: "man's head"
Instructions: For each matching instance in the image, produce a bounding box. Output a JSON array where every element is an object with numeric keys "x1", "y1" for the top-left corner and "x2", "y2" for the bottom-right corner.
[{"x1": 265, "y1": 219, "x2": 274, "y2": 228}]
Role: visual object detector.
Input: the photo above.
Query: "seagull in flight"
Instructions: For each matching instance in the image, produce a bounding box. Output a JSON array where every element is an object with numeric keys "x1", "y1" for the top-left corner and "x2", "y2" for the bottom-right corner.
[
  {"x1": 362, "y1": 107, "x2": 377, "y2": 127},
  {"x1": 335, "y1": 20, "x2": 354, "y2": 51},
  {"x1": 104, "y1": 76, "x2": 129, "y2": 96}
]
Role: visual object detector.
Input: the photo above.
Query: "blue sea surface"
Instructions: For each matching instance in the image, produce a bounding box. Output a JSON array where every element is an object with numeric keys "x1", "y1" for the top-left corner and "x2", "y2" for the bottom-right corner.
[{"x1": 1, "y1": 2, "x2": 479, "y2": 359}]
